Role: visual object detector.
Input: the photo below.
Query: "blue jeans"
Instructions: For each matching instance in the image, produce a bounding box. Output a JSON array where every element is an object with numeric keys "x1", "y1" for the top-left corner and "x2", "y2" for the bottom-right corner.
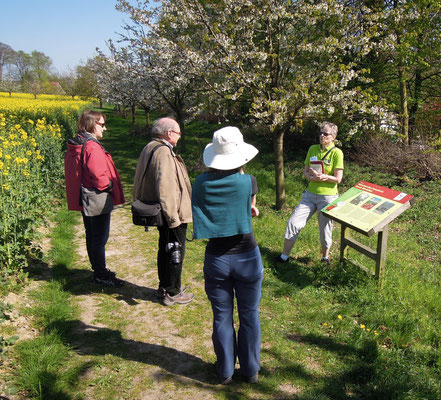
[
  {"x1": 82, "y1": 212, "x2": 111, "y2": 276},
  {"x1": 204, "y1": 246, "x2": 263, "y2": 379}
]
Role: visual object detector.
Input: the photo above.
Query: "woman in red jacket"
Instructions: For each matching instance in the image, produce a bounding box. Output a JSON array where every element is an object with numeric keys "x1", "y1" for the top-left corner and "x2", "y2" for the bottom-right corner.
[{"x1": 65, "y1": 110, "x2": 125, "y2": 286}]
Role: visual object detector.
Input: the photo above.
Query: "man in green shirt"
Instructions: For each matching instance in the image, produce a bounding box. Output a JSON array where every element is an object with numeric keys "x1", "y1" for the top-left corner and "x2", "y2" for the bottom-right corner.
[{"x1": 277, "y1": 122, "x2": 344, "y2": 263}]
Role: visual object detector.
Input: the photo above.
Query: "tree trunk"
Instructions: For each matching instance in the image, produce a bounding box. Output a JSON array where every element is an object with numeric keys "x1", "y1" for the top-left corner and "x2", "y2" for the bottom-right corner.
[
  {"x1": 99, "y1": 98, "x2": 103, "y2": 109},
  {"x1": 131, "y1": 104, "x2": 136, "y2": 124},
  {"x1": 176, "y1": 112, "x2": 186, "y2": 153},
  {"x1": 409, "y1": 69, "x2": 422, "y2": 140},
  {"x1": 273, "y1": 130, "x2": 286, "y2": 210},
  {"x1": 398, "y1": 65, "x2": 409, "y2": 145},
  {"x1": 143, "y1": 106, "x2": 150, "y2": 130}
]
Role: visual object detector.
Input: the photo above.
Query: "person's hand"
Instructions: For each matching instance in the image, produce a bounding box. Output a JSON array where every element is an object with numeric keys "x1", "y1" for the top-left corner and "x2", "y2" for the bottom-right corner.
[{"x1": 251, "y1": 205, "x2": 259, "y2": 217}]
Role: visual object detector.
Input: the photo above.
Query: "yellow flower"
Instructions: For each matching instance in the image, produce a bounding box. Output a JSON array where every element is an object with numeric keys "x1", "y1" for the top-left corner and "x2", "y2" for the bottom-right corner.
[
  {"x1": 338, "y1": 315, "x2": 342, "y2": 320},
  {"x1": 323, "y1": 322, "x2": 328, "y2": 326},
  {"x1": 26, "y1": 150, "x2": 32, "y2": 156},
  {"x1": 360, "y1": 324, "x2": 366, "y2": 330},
  {"x1": 2, "y1": 183, "x2": 9, "y2": 190}
]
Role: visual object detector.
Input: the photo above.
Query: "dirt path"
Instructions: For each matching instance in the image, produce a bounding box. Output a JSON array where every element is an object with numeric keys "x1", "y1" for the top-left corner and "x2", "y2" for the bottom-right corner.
[{"x1": 67, "y1": 205, "x2": 233, "y2": 399}]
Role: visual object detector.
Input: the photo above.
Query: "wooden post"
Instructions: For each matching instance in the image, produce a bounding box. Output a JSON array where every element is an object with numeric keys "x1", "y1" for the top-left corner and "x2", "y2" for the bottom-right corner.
[
  {"x1": 375, "y1": 225, "x2": 389, "y2": 288},
  {"x1": 340, "y1": 223, "x2": 350, "y2": 260}
]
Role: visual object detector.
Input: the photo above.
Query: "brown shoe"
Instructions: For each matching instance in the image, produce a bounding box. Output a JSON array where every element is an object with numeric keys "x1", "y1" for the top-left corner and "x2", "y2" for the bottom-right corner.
[{"x1": 163, "y1": 290, "x2": 194, "y2": 306}]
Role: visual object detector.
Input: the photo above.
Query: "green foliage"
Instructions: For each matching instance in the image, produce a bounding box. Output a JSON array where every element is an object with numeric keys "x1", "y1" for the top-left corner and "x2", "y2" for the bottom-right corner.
[
  {"x1": 0, "y1": 114, "x2": 65, "y2": 285},
  {"x1": 11, "y1": 205, "x2": 80, "y2": 399},
  {"x1": 13, "y1": 332, "x2": 72, "y2": 399},
  {"x1": 0, "y1": 94, "x2": 92, "y2": 288}
]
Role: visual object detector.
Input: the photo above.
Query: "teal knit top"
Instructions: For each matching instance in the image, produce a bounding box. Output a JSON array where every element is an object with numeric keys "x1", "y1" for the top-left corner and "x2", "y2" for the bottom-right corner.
[{"x1": 192, "y1": 171, "x2": 252, "y2": 239}]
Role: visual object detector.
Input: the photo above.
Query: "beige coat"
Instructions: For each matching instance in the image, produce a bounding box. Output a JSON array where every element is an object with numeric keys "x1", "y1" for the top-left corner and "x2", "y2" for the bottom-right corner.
[{"x1": 133, "y1": 139, "x2": 192, "y2": 228}]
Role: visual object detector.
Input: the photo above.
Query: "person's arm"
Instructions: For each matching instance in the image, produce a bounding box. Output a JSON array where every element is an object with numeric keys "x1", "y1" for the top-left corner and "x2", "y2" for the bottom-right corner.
[
  {"x1": 304, "y1": 165, "x2": 343, "y2": 184},
  {"x1": 251, "y1": 194, "x2": 259, "y2": 217},
  {"x1": 155, "y1": 148, "x2": 181, "y2": 228}
]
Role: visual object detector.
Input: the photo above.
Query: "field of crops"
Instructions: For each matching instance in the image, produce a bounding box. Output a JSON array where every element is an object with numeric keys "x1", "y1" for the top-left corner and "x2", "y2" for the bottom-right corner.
[{"x1": 0, "y1": 92, "x2": 93, "y2": 285}]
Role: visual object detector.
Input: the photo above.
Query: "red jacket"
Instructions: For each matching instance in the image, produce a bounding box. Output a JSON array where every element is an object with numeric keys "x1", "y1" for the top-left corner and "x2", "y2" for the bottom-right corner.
[{"x1": 64, "y1": 134, "x2": 125, "y2": 211}]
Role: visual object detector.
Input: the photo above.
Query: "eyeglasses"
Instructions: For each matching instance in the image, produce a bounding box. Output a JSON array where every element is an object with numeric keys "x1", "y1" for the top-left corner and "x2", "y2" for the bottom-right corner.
[
  {"x1": 320, "y1": 131, "x2": 333, "y2": 137},
  {"x1": 170, "y1": 130, "x2": 181, "y2": 136},
  {"x1": 96, "y1": 121, "x2": 106, "y2": 128}
]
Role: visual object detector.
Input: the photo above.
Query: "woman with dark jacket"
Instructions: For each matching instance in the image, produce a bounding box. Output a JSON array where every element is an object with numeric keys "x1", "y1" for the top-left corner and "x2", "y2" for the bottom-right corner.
[
  {"x1": 192, "y1": 127, "x2": 263, "y2": 385},
  {"x1": 64, "y1": 110, "x2": 125, "y2": 286}
]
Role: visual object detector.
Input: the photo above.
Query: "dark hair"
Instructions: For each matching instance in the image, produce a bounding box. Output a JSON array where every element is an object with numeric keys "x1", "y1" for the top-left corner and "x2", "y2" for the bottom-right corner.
[{"x1": 78, "y1": 110, "x2": 106, "y2": 133}]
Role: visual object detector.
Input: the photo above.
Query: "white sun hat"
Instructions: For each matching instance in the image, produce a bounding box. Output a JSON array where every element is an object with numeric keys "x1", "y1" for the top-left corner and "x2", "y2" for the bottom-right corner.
[{"x1": 203, "y1": 126, "x2": 259, "y2": 170}]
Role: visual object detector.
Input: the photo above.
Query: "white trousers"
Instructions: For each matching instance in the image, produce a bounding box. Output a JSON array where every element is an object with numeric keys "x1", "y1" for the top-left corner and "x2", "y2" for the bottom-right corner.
[{"x1": 284, "y1": 190, "x2": 338, "y2": 250}]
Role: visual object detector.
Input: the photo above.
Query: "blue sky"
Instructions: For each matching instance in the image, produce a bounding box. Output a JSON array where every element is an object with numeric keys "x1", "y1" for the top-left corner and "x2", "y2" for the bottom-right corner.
[{"x1": 1, "y1": 0, "x2": 129, "y2": 74}]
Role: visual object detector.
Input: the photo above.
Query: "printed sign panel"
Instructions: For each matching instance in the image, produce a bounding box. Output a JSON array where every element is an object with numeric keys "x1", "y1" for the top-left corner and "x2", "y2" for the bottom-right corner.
[{"x1": 321, "y1": 181, "x2": 414, "y2": 235}]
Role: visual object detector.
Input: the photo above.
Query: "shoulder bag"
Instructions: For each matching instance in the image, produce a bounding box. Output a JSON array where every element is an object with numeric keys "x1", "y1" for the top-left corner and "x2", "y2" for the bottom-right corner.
[
  {"x1": 80, "y1": 138, "x2": 114, "y2": 217},
  {"x1": 131, "y1": 144, "x2": 165, "y2": 226}
]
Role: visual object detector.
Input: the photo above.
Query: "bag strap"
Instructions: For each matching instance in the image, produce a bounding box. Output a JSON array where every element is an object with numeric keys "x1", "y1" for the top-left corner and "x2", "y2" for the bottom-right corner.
[
  {"x1": 320, "y1": 146, "x2": 336, "y2": 161},
  {"x1": 79, "y1": 137, "x2": 102, "y2": 187},
  {"x1": 139, "y1": 143, "x2": 167, "y2": 188}
]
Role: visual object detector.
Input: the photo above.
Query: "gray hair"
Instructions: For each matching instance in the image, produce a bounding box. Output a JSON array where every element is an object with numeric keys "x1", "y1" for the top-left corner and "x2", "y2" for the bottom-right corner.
[
  {"x1": 151, "y1": 117, "x2": 177, "y2": 138},
  {"x1": 320, "y1": 121, "x2": 338, "y2": 136}
]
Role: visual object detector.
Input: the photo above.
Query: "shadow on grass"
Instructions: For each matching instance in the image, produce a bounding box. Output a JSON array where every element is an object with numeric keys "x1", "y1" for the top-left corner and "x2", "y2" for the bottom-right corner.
[
  {"x1": 259, "y1": 246, "x2": 371, "y2": 292},
  {"x1": 286, "y1": 333, "x2": 439, "y2": 400},
  {"x1": 48, "y1": 319, "x2": 217, "y2": 386},
  {"x1": 259, "y1": 247, "x2": 315, "y2": 290},
  {"x1": 26, "y1": 261, "x2": 166, "y2": 306}
]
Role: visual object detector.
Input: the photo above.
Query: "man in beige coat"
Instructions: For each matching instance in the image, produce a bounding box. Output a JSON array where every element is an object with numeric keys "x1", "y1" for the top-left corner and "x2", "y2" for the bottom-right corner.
[{"x1": 133, "y1": 117, "x2": 194, "y2": 306}]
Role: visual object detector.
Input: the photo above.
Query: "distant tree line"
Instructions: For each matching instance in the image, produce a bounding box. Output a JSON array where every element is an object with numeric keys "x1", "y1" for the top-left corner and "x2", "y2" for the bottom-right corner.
[{"x1": 0, "y1": 42, "x2": 98, "y2": 100}]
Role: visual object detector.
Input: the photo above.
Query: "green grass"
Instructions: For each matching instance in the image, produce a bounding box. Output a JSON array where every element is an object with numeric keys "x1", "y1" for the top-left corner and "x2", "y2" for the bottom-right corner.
[{"x1": 6, "y1": 106, "x2": 441, "y2": 399}]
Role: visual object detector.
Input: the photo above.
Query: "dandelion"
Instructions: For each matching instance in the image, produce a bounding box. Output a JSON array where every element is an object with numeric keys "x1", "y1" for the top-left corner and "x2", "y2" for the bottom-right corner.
[
  {"x1": 26, "y1": 150, "x2": 32, "y2": 156},
  {"x1": 338, "y1": 315, "x2": 342, "y2": 320},
  {"x1": 360, "y1": 324, "x2": 366, "y2": 330},
  {"x1": 374, "y1": 331, "x2": 379, "y2": 336},
  {"x1": 2, "y1": 183, "x2": 9, "y2": 190},
  {"x1": 323, "y1": 322, "x2": 328, "y2": 326}
]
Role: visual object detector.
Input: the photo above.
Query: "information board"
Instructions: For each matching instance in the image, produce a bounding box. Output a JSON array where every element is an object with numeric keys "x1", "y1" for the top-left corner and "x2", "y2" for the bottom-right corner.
[{"x1": 321, "y1": 181, "x2": 414, "y2": 236}]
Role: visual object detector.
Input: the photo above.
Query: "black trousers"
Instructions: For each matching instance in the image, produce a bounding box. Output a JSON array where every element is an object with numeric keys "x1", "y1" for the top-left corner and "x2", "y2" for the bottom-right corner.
[
  {"x1": 157, "y1": 223, "x2": 187, "y2": 296},
  {"x1": 82, "y1": 212, "x2": 111, "y2": 276}
]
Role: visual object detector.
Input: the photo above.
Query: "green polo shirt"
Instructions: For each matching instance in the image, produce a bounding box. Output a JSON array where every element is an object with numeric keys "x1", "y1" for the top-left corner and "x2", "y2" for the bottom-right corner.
[{"x1": 305, "y1": 144, "x2": 344, "y2": 195}]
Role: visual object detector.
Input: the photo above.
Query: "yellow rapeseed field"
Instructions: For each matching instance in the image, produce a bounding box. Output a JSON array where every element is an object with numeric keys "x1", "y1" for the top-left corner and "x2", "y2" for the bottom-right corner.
[
  {"x1": 0, "y1": 92, "x2": 93, "y2": 280},
  {"x1": 0, "y1": 92, "x2": 92, "y2": 123}
]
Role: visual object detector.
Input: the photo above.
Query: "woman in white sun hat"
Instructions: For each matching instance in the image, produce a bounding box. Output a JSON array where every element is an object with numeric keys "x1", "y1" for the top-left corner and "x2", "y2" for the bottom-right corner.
[{"x1": 192, "y1": 126, "x2": 263, "y2": 385}]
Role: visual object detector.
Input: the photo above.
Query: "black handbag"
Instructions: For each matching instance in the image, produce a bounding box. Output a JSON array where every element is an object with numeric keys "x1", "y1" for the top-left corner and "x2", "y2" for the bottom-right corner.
[
  {"x1": 132, "y1": 144, "x2": 165, "y2": 227},
  {"x1": 131, "y1": 200, "x2": 163, "y2": 226}
]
